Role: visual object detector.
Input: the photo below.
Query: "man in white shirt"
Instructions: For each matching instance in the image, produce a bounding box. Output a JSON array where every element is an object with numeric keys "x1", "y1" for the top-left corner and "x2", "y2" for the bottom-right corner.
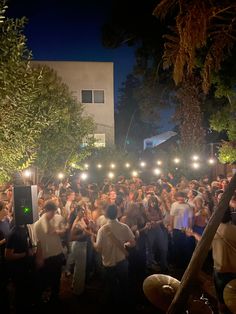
[
  {"x1": 92, "y1": 204, "x2": 135, "y2": 309},
  {"x1": 34, "y1": 201, "x2": 66, "y2": 301},
  {"x1": 170, "y1": 192, "x2": 194, "y2": 268}
]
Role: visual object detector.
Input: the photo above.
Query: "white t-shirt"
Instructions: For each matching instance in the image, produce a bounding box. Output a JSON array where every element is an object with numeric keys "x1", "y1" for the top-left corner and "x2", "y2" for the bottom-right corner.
[
  {"x1": 170, "y1": 201, "x2": 193, "y2": 230},
  {"x1": 34, "y1": 214, "x2": 63, "y2": 259},
  {"x1": 96, "y1": 219, "x2": 134, "y2": 267}
]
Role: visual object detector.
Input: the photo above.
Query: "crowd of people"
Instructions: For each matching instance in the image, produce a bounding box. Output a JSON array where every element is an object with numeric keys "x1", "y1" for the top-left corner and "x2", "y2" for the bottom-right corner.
[{"x1": 0, "y1": 172, "x2": 236, "y2": 313}]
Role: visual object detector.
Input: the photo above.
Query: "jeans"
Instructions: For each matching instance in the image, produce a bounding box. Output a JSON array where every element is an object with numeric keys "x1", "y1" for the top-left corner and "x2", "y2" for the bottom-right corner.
[
  {"x1": 147, "y1": 225, "x2": 168, "y2": 271},
  {"x1": 72, "y1": 241, "x2": 87, "y2": 295}
]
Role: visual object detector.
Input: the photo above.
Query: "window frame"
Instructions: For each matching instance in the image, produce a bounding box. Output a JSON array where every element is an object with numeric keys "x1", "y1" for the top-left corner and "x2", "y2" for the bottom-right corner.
[{"x1": 81, "y1": 89, "x2": 105, "y2": 104}]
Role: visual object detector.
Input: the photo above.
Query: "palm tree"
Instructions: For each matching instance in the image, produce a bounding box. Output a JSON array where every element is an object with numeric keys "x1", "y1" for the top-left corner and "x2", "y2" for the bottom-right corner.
[{"x1": 153, "y1": 0, "x2": 236, "y2": 153}]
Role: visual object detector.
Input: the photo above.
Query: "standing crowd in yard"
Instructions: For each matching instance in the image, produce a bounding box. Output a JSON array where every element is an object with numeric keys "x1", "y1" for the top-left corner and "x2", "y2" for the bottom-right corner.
[{"x1": 0, "y1": 173, "x2": 236, "y2": 313}]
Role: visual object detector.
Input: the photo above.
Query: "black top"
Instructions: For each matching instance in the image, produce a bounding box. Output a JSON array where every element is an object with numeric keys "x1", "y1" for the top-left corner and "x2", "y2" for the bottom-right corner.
[
  {"x1": 6, "y1": 226, "x2": 29, "y2": 254},
  {"x1": 0, "y1": 218, "x2": 10, "y2": 260},
  {"x1": 0, "y1": 219, "x2": 10, "y2": 241}
]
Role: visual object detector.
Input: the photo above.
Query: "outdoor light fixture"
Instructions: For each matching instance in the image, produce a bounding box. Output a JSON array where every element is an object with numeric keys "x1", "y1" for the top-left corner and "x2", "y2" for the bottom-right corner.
[
  {"x1": 84, "y1": 163, "x2": 89, "y2": 169},
  {"x1": 157, "y1": 160, "x2": 162, "y2": 166},
  {"x1": 192, "y1": 162, "x2": 200, "y2": 169},
  {"x1": 174, "y1": 158, "x2": 180, "y2": 164},
  {"x1": 192, "y1": 155, "x2": 199, "y2": 161},
  {"x1": 125, "y1": 163, "x2": 130, "y2": 168},
  {"x1": 132, "y1": 171, "x2": 138, "y2": 177},
  {"x1": 23, "y1": 169, "x2": 31, "y2": 178},
  {"x1": 97, "y1": 164, "x2": 102, "y2": 169},
  {"x1": 140, "y1": 161, "x2": 146, "y2": 168},
  {"x1": 154, "y1": 168, "x2": 161, "y2": 175},
  {"x1": 80, "y1": 172, "x2": 88, "y2": 180},
  {"x1": 110, "y1": 163, "x2": 116, "y2": 169},
  {"x1": 208, "y1": 158, "x2": 215, "y2": 164},
  {"x1": 58, "y1": 173, "x2": 64, "y2": 180},
  {"x1": 108, "y1": 172, "x2": 114, "y2": 179}
]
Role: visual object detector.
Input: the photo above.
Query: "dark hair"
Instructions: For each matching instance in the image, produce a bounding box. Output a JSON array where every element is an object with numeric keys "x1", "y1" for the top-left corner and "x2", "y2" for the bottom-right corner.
[
  {"x1": 215, "y1": 189, "x2": 224, "y2": 197},
  {"x1": 115, "y1": 196, "x2": 123, "y2": 206},
  {"x1": 106, "y1": 205, "x2": 117, "y2": 220},
  {"x1": 44, "y1": 201, "x2": 57, "y2": 212},
  {"x1": 148, "y1": 196, "x2": 160, "y2": 211},
  {"x1": 176, "y1": 191, "x2": 186, "y2": 198},
  {"x1": 66, "y1": 189, "x2": 75, "y2": 197},
  {"x1": 0, "y1": 201, "x2": 5, "y2": 211},
  {"x1": 221, "y1": 208, "x2": 232, "y2": 224}
]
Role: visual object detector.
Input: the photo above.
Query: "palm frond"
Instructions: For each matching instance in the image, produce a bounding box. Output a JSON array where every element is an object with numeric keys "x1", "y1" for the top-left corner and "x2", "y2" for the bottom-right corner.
[{"x1": 153, "y1": 0, "x2": 178, "y2": 20}]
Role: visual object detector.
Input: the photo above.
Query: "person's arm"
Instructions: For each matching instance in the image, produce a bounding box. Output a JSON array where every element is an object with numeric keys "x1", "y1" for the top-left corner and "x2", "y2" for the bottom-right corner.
[
  {"x1": 188, "y1": 207, "x2": 193, "y2": 229},
  {"x1": 169, "y1": 204, "x2": 175, "y2": 231},
  {"x1": 5, "y1": 248, "x2": 26, "y2": 261},
  {"x1": 0, "y1": 238, "x2": 6, "y2": 246},
  {"x1": 124, "y1": 226, "x2": 136, "y2": 248},
  {"x1": 92, "y1": 228, "x2": 102, "y2": 252},
  {"x1": 35, "y1": 241, "x2": 44, "y2": 268},
  {"x1": 169, "y1": 215, "x2": 174, "y2": 231}
]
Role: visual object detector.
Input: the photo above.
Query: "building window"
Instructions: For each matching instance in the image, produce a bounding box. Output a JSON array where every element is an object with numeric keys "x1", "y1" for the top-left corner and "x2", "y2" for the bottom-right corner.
[
  {"x1": 81, "y1": 90, "x2": 104, "y2": 104},
  {"x1": 94, "y1": 134, "x2": 106, "y2": 147},
  {"x1": 94, "y1": 90, "x2": 104, "y2": 103},
  {"x1": 81, "y1": 90, "x2": 92, "y2": 103},
  {"x1": 82, "y1": 133, "x2": 106, "y2": 148}
]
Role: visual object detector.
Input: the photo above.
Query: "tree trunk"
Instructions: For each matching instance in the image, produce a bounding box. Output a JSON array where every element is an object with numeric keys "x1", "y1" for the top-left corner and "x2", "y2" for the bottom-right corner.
[
  {"x1": 176, "y1": 77, "x2": 206, "y2": 154},
  {"x1": 167, "y1": 173, "x2": 236, "y2": 313}
]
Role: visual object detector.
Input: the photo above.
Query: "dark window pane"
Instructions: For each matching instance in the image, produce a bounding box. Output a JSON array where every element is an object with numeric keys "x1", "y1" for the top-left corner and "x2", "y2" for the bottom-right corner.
[
  {"x1": 94, "y1": 90, "x2": 104, "y2": 103},
  {"x1": 82, "y1": 90, "x2": 92, "y2": 103}
]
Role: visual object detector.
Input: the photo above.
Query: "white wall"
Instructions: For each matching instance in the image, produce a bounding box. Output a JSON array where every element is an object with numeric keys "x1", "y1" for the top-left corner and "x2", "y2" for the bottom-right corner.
[{"x1": 32, "y1": 61, "x2": 115, "y2": 145}]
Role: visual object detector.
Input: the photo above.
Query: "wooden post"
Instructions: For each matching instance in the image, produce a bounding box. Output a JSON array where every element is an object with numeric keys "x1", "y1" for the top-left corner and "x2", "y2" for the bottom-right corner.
[{"x1": 167, "y1": 173, "x2": 236, "y2": 314}]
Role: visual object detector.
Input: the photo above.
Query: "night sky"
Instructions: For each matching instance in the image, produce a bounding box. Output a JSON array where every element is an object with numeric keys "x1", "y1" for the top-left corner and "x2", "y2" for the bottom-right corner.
[
  {"x1": 7, "y1": 0, "x2": 135, "y2": 104},
  {"x1": 7, "y1": 0, "x2": 174, "y2": 132}
]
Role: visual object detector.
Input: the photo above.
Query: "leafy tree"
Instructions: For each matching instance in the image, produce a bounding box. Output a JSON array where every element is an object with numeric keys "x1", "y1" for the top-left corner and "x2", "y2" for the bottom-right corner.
[
  {"x1": 0, "y1": 1, "x2": 94, "y2": 183},
  {"x1": 209, "y1": 54, "x2": 236, "y2": 163},
  {"x1": 34, "y1": 66, "x2": 94, "y2": 179}
]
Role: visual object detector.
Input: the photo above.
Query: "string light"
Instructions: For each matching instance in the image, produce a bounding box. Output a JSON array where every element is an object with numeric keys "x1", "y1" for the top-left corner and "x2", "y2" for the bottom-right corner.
[
  {"x1": 157, "y1": 160, "x2": 162, "y2": 166},
  {"x1": 125, "y1": 163, "x2": 130, "y2": 168},
  {"x1": 108, "y1": 172, "x2": 114, "y2": 179},
  {"x1": 140, "y1": 161, "x2": 146, "y2": 168},
  {"x1": 208, "y1": 158, "x2": 215, "y2": 164},
  {"x1": 192, "y1": 155, "x2": 199, "y2": 161},
  {"x1": 84, "y1": 163, "x2": 89, "y2": 169},
  {"x1": 97, "y1": 164, "x2": 102, "y2": 169},
  {"x1": 110, "y1": 163, "x2": 116, "y2": 169},
  {"x1": 80, "y1": 172, "x2": 88, "y2": 180},
  {"x1": 174, "y1": 158, "x2": 180, "y2": 164},
  {"x1": 192, "y1": 162, "x2": 200, "y2": 169},
  {"x1": 153, "y1": 168, "x2": 161, "y2": 175},
  {"x1": 58, "y1": 173, "x2": 64, "y2": 179},
  {"x1": 71, "y1": 163, "x2": 76, "y2": 168},
  {"x1": 23, "y1": 169, "x2": 31, "y2": 178},
  {"x1": 132, "y1": 170, "x2": 138, "y2": 177}
]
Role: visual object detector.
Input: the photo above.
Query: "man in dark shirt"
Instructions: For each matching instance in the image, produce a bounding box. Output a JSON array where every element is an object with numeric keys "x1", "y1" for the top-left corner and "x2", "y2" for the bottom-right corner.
[
  {"x1": 5, "y1": 225, "x2": 35, "y2": 312},
  {"x1": 0, "y1": 201, "x2": 10, "y2": 312}
]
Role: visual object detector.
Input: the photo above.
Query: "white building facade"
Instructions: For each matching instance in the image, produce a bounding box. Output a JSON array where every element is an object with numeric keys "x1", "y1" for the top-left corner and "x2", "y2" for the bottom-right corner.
[{"x1": 33, "y1": 61, "x2": 115, "y2": 147}]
